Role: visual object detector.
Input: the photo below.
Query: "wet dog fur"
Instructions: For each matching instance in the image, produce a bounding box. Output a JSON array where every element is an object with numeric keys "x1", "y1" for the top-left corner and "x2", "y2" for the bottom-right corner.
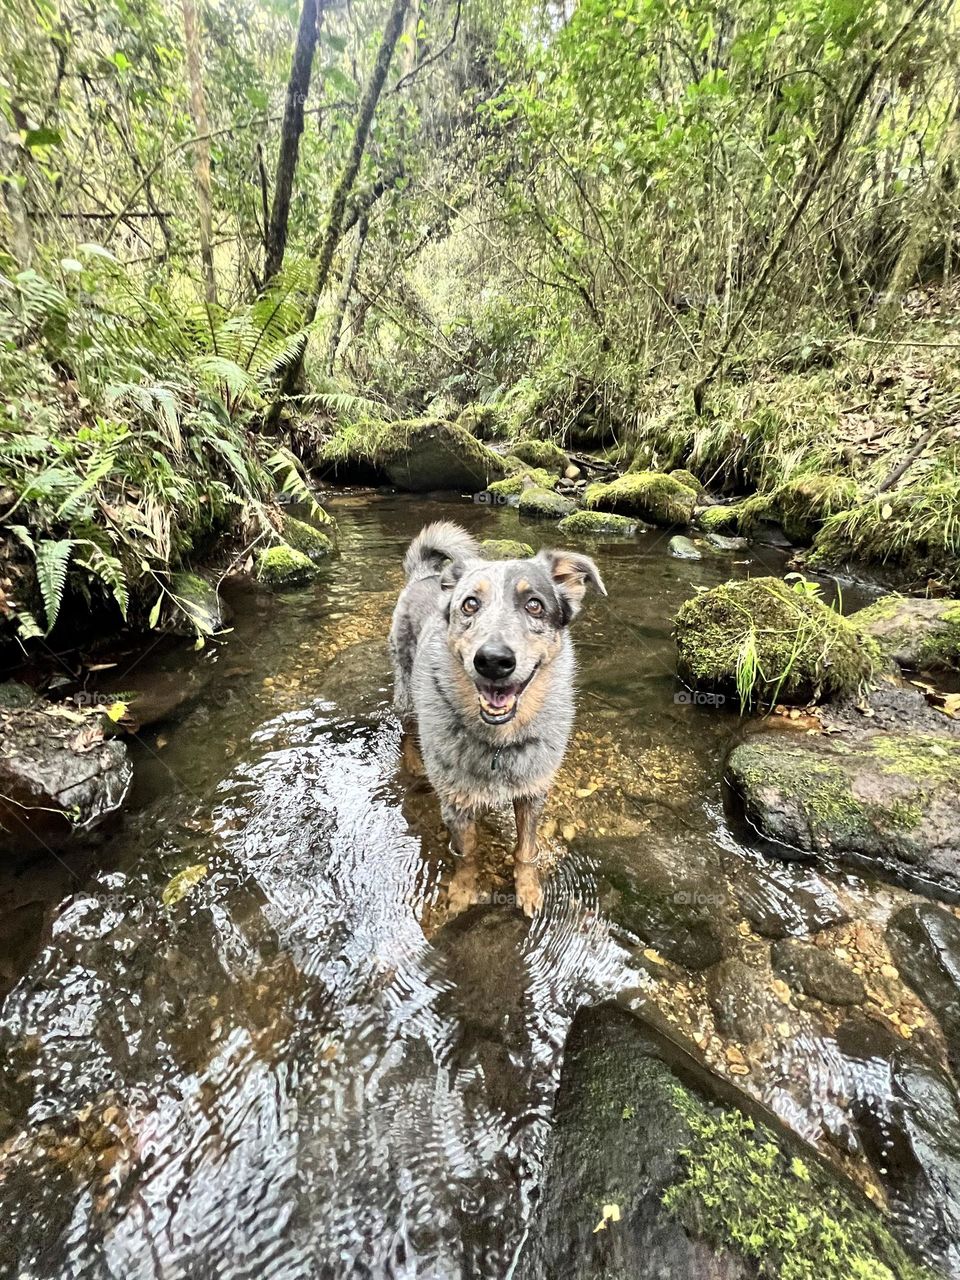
[{"x1": 390, "y1": 521, "x2": 605, "y2": 915}]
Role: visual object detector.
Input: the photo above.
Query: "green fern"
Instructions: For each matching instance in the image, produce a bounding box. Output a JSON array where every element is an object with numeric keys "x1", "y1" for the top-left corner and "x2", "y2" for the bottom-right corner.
[{"x1": 35, "y1": 538, "x2": 76, "y2": 632}]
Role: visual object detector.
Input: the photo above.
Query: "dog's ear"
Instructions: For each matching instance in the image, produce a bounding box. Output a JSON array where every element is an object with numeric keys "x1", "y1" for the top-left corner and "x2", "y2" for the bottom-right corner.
[
  {"x1": 534, "y1": 549, "x2": 607, "y2": 621},
  {"x1": 439, "y1": 558, "x2": 465, "y2": 592}
]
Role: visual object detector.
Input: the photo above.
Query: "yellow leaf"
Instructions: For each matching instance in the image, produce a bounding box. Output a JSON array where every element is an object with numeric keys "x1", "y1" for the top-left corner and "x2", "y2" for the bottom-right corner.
[
  {"x1": 593, "y1": 1203, "x2": 621, "y2": 1232},
  {"x1": 106, "y1": 700, "x2": 128, "y2": 722},
  {"x1": 880, "y1": 502, "x2": 893, "y2": 520},
  {"x1": 162, "y1": 863, "x2": 208, "y2": 906}
]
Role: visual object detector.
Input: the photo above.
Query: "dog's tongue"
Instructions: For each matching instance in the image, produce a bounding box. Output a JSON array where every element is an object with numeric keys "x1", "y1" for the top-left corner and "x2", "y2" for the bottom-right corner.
[{"x1": 485, "y1": 685, "x2": 515, "y2": 708}]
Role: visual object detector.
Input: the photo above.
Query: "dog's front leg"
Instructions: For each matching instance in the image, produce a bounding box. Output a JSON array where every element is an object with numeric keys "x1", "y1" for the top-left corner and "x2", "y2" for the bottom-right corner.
[
  {"x1": 443, "y1": 803, "x2": 481, "y2": 915},
  {"x1": 513, "y1": 795, "x2": 545, "y2": 918}
]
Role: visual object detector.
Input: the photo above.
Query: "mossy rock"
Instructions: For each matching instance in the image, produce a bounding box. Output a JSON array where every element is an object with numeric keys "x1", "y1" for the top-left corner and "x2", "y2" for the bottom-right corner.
[
  {"x1": 518, "y1": 485, "x2": 576, "y2": 520},
  {"x1": 479, "y1": 538, "x2": 534, "y2": 560},
  {"x1": 557, "y1": 510, "x2": 640, "y2": 537},
  {"x1": 727, "y1": 729, "x2": 960, "y2": 893},
  {"x1": 254, "y1": 544, "x2": 319, "y2": 588},
  {"x1": 456, "y1": 403, "x2": 508, "y2": 441},
  {"x1": 669, "y1": 468, "x2": 703, "y2": 493},
  {"x1": 674, "y1": 577, "x2": 880, "y2": 706},
  {"x1": 279, "y1": 513, "x2": 337, "y2": 560},
  {"x1": 697, "y1": 504, "x2": 747, "y2": 535},
  {"x1": 849, "y1": 596, "x2": 960, "y2": 672},
  {"x1": 380, "y1": 418, "x2": 507, "y2": 493},
  {"x1": 773, "y1": 474, "x2": 861, "y2": 544},
  {"x1": 521, "y1": 1003, "x2": 931, "y2": 1280},
  {"x1": 169, "y1": 571, "x2": 229, "y2": 636},
  {"x1": 486, "y1": 467, "x2": 555, "y2": 498},
  {"x1": 585, "y1": 471, "x2": 697, "y2": 526},
  {"x1": 509, "y1": 439, "x2": 569, "y2": 475}
]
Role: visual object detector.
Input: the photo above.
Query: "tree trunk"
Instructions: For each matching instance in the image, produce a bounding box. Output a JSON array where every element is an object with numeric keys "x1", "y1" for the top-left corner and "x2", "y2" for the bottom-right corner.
[
  {"x1": 1, "y1": 139, "x2": 33, "y2": 269},
  {"x1": 264, "y1": 0, "x2": 323, "y2": 284},
  {"x1": 181, "y1": 0, "x2": 217, "y2": 304},
  {"x1": 269, "y1": 0, "x2": 409, "y2": 419},
  {"x1": 324, "y1": 211, "x2": 369, "y2": 374}
]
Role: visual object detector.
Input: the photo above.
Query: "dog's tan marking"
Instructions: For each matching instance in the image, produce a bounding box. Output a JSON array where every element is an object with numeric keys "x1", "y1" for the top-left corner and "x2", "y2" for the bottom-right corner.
[
  {"x1": 401, "y1": 728, "x2": 425, "y2": 777},
  {"x1": 473, "y1": 578, "x2": 490, "y2": 595},
  {"x1": 513, "y1": 796, "x2": 544, "y2": 916},
  {"x1": 515, "y1": 578, "x2": 530, "y2": 594}
]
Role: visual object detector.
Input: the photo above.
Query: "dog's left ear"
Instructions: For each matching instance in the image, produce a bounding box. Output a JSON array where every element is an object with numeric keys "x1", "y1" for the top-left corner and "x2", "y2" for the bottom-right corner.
[
  {"x1": 534, "y1": 549, "x2": 607, "y2": 621},
  {"x1": 439, "y1": 559, "x2": 465, "y2": 592}
]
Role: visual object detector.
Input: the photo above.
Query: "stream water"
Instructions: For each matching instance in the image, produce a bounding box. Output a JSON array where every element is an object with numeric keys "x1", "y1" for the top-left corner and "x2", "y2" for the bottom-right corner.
[{"x1": 0, "y1": 492, "x2": 956, "y2": 1279}]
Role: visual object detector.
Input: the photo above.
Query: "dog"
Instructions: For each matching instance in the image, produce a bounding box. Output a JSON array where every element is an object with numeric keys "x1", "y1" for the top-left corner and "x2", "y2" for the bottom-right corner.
[{"x1": 390, "y1": 521, "x2": 606, "y2": 916}]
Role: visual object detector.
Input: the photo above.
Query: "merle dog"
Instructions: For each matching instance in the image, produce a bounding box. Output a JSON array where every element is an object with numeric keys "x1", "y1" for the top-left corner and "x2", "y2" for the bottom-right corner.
[{"x1": 390, "y1": 521, "x2": 605, "y2": 915}]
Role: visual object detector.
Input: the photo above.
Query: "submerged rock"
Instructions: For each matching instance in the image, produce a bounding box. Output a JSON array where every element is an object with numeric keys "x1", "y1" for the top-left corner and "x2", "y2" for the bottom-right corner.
[
  {"x1": 479, "y1": 538, "x2": 534, "y2": 560},
  {"x1": 381, "y1": 418, "x2": 507, "y2": 492},
  {"x1": 0, "y1": 706, "x2": 131, "y2": 856},
  {"x1": 706, "y1": 532, "x2": 750, "y2": 552},
  {"x1": 508, "y1": 438, "x2": 569, "y2": 475},
  {"x1": 580, "y1": 834, "x2": 734, "y2": 970},
  {"x1": 727, "y1": 729, "x2": 960, "y2": 893},
  {"x1": 169, "y1": 570, "x2": 230, "y2": 636},
  {"x1": 520, "y1": 1004, "x2": 928, "y2": 1280},
  {"x1": 675, "y1": 577, "x2": 880, "y2": 705},
  {"x1": 849, "y1": 595, "x2": 960, "y2": 672},
  {"x1": 886, "y1": 903, "x2": 960, "y2": 1076},
  {"x1": 556, "y1": 510, "x2": 639, "y2": 537},
  {"x1": 771, "y1": 938, "x2": 865, "y2": 1005},
  {"x1": 517, "y1": 485, "x2": 576, "y2": 520},
  {"x1": 254, "y1": 543, "x2": 319, "y2": 588},
  {"x1": 706, "y1": 957, "x2": 782, "y2": 1042},
  {"x1": 668, "y1": 534, "x2": 702, "y2": 561},
  {"x1": 585, "y1": 470, "x2": 697, "y2": 526}
]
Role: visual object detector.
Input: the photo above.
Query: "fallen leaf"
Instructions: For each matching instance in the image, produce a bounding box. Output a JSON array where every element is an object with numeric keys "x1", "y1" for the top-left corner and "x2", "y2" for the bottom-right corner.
[
  {"x1": 593, "y1": 1203, "x2": 621, "y2": 1233},
  {"x1": 162, "y1": 863, "x2": 208, "y2": 906}
]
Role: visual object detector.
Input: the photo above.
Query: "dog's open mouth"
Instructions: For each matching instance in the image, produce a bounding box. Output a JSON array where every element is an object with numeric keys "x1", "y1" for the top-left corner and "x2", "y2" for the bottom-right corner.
[{"x1": 476, "y1": 664, "x2": 540, "y2": 726}]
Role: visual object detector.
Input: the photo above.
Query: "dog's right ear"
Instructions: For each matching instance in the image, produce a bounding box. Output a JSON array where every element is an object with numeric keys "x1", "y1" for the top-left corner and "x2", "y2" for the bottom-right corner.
[{"x1": 439, "y1": 559, "x2": 465, "y2": 592}]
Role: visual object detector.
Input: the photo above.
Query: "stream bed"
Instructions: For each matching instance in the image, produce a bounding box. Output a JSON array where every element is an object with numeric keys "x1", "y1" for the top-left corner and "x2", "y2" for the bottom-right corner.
[{"x1": 0, "y1": 492, "x2": 958, "y2": 1279}]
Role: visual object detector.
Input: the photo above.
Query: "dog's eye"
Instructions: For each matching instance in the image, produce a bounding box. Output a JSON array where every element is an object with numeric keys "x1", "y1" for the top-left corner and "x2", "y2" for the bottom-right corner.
[
  {"x1": 525, "y1": 598, "x2": 545, "y2": 617},
  {"x1": 461, "y1": 596, "x2": 481, "y2": 616}
]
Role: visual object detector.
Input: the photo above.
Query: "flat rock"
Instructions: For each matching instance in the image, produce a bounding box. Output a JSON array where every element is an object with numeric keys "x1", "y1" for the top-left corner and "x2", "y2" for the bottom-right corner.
[
  {"x1": 771, "y1": 938, "x2": 865, "y2": 1005},
  {"x1": 706, "y1": 532, "x2": 749, "y2": 552},
  {"x1": 668, "y1": 534, "x2": 702, "y2": 561},
  {"x1": 886, "y1": 902, "x2": 960, "y2": 1076},
  {"x1": 0, "y1": 705, "x2": 131, "y2": 856},
  {"x1": 726, "y1": 728, "x2": 960, "y2": 895},
  {"x1": 706, "y1": 957, "x2": 782, "y2": 1041},
  {"x1": 849, "y1": 596, "x2": 960, "y2": 671},
  {"x1": 517, "y1": 485, "x2": 576, "y2": 520}
]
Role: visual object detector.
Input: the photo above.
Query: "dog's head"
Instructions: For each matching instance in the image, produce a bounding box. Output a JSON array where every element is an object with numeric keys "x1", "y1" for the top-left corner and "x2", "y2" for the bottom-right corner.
[{"x1": 440, "y1": 549, "x2": 606, "y2": 726}]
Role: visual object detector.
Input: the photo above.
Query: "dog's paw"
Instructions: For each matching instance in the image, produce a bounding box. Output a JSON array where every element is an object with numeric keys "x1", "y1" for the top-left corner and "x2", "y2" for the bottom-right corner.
[
  {"x1": 446, "y1": 865, "x2": 481, "y2": 916},
  {"x1": 514, "y1": 865, "x2": 543, "y2": 918}
]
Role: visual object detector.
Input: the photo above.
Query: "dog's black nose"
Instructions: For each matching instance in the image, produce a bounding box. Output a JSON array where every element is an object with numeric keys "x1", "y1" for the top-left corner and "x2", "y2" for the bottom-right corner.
[{"x1": 474, "y1": 643, "x2": 516, "y2": 680}]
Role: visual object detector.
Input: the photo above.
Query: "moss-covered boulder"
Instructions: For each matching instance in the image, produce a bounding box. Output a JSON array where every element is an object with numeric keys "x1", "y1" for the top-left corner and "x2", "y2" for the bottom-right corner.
[
  {"x1": 557, "y1": 510, "x2": 640, "y2": 537},
  {"x1": 485, "y1": 467, "x2": 555, "y2": 499},
  {"x1": 669, "y1": 468, "x2": 703, "y2": 493},
  {"x1": 380, "y1": 418, "x2": 507, "y2": 492},
  {"x1": 518, "y1": 486, "x2": 576, "y2": 520},
  {"x1": 849, "y1": 596, "x2": 960, "y2": 672},
  {"x1": 674, "y1": 577, "x2": 880, "y2": 706},
  {"x1": 509, "y1": 438, "x2": 569, "y2": 475},
  {"x1": 279, "y1": 513, "x2": 336, "y2": 560},
  {"x1": 727, "y1": 729, "x2": 960, "y2": 893},
  {"x1": 697, "y1": 503, "x2": 748, "y2": 535},
  {"x1": 479, "y1": 539, "x2": 534, "y2": 560},
  {"x1": 585, "y1": 471, "x2": 697, "y2": 526},
  {"x1": 771, "y1": 474, "x2": 860, "y2": 544},
  {"x1": 520, "y1": 1003, "x2": 931, "y2": 1280},
  {"x1": 254, "y1": 544, "x2": 319, "y2": 588}
]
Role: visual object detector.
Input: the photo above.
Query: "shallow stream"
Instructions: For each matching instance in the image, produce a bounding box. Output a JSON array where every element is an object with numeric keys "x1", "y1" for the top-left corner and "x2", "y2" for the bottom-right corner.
[{"x1": 0, "y1": 493, "x2": 956, "y2": 1278}]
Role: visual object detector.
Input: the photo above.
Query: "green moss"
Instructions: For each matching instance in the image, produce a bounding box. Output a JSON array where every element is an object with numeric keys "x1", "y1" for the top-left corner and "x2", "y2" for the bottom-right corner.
[
  {"x1": 697, "y1": 504, "x2": 746, "y2": 534},
  {"x1": 254, "y1": 544, "x2": 318, "y2": 587},
  {"x1": 557, "y1": 509, "x2": 640, "y2": 536},
  {"x1": 479, "y1": 538, "x2": 534, "y2": 560},
  {"x1": 850, "y1": 596, "x2": 960, "y2": 672},
  {"x1": 669, "y1": 468, "x2": 702, "y2": 493},
  {"x1": 870, "y1": 733, "x2": 960, "y2": 784},
  {"x1": 509, "y1": 438, "x2": 569, "y2": 473},
  {"x1": 662, "y1": 1090, "x2": 931, "y2": 1280},
  {"x1": 518, "y1": 485, "x2": 576, "y2": 519},
  {"x1": 585, "y1": 471, "x2": 697, "y2": 526},
  {"x1": 280, "y1": 514, "x2": 336, "y2": 559},
  {"x1": 918, "y1": 604, "x2": 960, "y2": 668},
  {"x1": 674, "y1": 576, "x2": 881, "y2": 706},
  {"x1": 486, "y1": 467, "x2": 555, "y2": 497},
  {"x1": 318, "y1": 417, "x2": 507, "y2": 491},
  {"x1": 773, "y1": 474, "x2": 861, "y2": 544}
]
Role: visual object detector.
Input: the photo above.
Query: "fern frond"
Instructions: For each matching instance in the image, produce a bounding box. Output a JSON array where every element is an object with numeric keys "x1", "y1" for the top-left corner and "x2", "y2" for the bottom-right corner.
[{"x1": 35, "y1": 538, "x2": 76, "y2": 631}]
